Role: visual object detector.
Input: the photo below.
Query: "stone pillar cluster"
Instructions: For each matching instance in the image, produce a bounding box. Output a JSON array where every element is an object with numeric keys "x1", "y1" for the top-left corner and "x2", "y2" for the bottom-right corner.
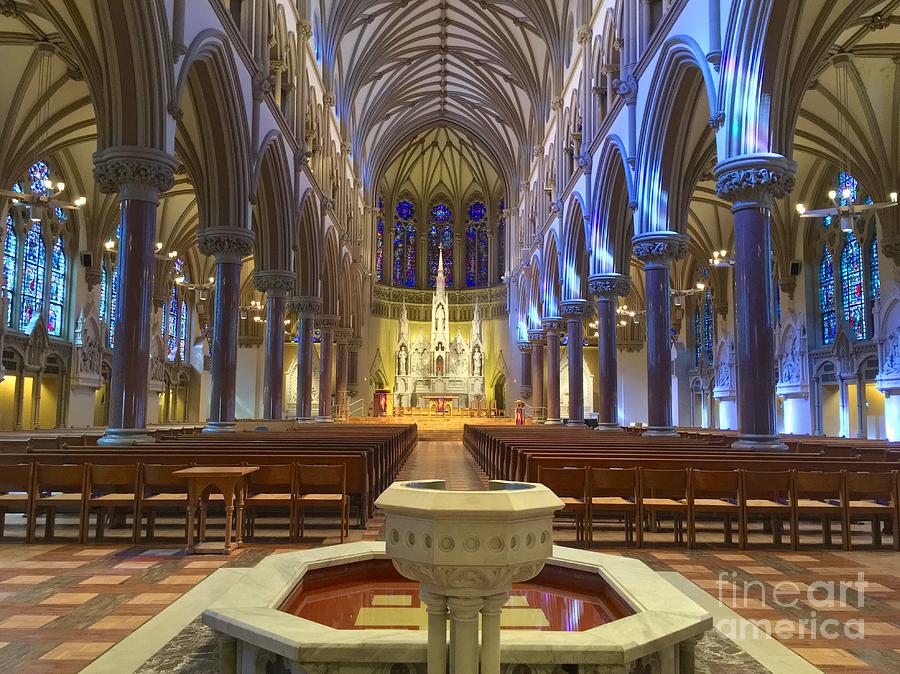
[
  {"x1": 289, "y1": 296, "x2": 322, "y2": 423},
  {"x1": 560, "y1": 299, "x2": 593, "y2": 426},
  {"x1": 334, "y1": 327, "x2": 353, "y2": 421},
  {"x1": 316, "y1": 314, "x2": 339, "y2": 422},
  {"x1": 253, "y1": 270, "x2": 295, "y2": 421},
  {"x1": 541, "y1": 318, "x2": 564, "y2": 424},
  {"x1": 588, "y1": 274, "x2": 631, "y2": 431},
  {"x1": 528, "y1": 330, "x2": 546, "y2": 422}
]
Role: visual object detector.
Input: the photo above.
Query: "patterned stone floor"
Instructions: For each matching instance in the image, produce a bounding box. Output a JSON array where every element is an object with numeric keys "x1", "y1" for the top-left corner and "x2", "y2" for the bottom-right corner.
[{"x1": 0, "y1": 441, "x2": 897, "y2": 673}]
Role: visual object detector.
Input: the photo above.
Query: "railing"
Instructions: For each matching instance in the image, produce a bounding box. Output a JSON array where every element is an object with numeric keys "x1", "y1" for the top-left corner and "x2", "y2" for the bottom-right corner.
[
  {"x1": 523, "y1": 404, "x2": 546, "y2": 424},
  {"x1": 347, "y1": 398, "x2": 366, "y2": 418}
]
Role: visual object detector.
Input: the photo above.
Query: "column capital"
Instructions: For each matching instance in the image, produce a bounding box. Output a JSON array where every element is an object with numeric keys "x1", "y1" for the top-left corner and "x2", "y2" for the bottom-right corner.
[
  {"x1": 252, "y1": 270, "x2": 295, "y2": 297},
  {"x1": 632, "y1": 232, "x2": 689, "y2": 268},
  {"x1": 315, "y1": 314, "x2": 340, "y2": 331},
  {"x1": 288, "y1": 295, "x2": 322, "y2": 317},
  {"x1": 542, "y1": 317, "x2": 565, "y2": 334},
  {"x1": 518, "y1": 341, "x2": 533, "y2": 354},
  {"x1": 560, "y1": 298, "x2": 595, "y2": 319},
  {"x1": 93, "y1": 146, "x2": 177, "y2": 202},
  {"x1": 714, "y1": 153, "x2": 797, "y2": 209},
  {"x1": 299, "y1": 20, "x2": 313, "y2": 40},
  {"x1": 334, "y1": 327, "x2": 353, "y2": 344},
  {"x1": 198, "y1": 227, "x2": 254, "y2": 264},
  {"x1": 347, "y1": 337, "x2": 363, "y2": 352},
  {"x1": 527, "y1": 329, "x2": 546, "y2": 346},
  {"x1": 588, "y1": 273, "x2": 632, "y2": 299},
  {"x1": 576, "y1": 24, "x2": 593, "y2": 45}
]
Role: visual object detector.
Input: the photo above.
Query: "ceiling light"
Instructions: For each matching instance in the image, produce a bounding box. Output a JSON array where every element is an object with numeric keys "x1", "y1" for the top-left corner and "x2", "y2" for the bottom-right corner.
[
  {"x1": 168, "y1": 250, "x2": 178, "y2": 258},
  {"x1": 156, "y1": 242, "x2": 163, "y2": 251},
  {"x1": 796, "y1": 204, "x2": 806, "y2": 215},
  {"x1": 56, "y1": 182, "x2": 65, "y2": 192},
  {"x1": 104, "y1": 240, "x2": 115, "y2": 250},
  {"x1": 42, "y1": 179, "x2": 53, "y2": 190},
  {"x1": 696, "y1": 282, "x2": 705, "y2": 291},
  {"x1": 891, "y1": 192, "x2": 898, "y2": 203},
  {"x1": 842, "y1": 188, "x2": 852, "y2": 200},
  {"x1": 174, "y1": 275, "x2": 186, "y2": 284},
  {"x1": 828, "y1": 190, "x2": 837, "y2": 201}
]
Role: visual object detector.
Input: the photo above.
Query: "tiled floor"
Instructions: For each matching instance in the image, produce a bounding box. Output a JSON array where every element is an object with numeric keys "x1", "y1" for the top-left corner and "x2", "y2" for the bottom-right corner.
[{"x1": 0, "y1": 441, "x2": 897, "y2": 673}]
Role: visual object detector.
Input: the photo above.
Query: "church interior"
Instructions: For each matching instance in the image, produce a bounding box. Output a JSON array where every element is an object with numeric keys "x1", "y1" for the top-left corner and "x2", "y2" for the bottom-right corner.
[{"x1": 1, "y1": 1, "x2": 900, "y2": 672}]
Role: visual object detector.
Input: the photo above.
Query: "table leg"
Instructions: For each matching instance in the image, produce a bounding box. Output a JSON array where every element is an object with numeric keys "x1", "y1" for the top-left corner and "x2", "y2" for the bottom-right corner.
[
  {"x1": 223, "y1": 485, "x2": 235, "y2": 554},
  {"x1": 185, "y1": 483, "x2": 196, "y2": 553},
  {"x1": 236, "y1": 484, "x2": 246, "y2": 546}
]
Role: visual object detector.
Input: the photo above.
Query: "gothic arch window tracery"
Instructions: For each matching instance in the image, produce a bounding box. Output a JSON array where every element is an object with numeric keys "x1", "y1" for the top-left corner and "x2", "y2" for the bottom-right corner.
[
  {"x1": 375, "y1": 196, "x2": 384, "y2": 283},
  {"x1": 391, "y1": 199, "x2": 416, "y2": 287},
  {"x1": 465, "y1": 201, "x2": 488, "y2": 288},
  {"x1": 870, "y1": 235, "x2": 880, "y2": 301},
  {"x1": 19, "y1": 222, "x2": 46, "y2": 332},
  {"x1": 429, "y1": 202, "x2": 453, "y2": 288},
  {"x1": 497, "y1": 199, "x2": 506, "y2": 284},
  {"x1": 3, "y1": 214, "x2": 17, "y2": 327},
  {"x1": 48, "y1": 236, "x2": 67, "y2": 337},
  {"x1": 840, "y1": 232, "x2": 866, "y2": 340},
  {"x1": 819, "y1": 245, "x2": 836, "y2": 345}
]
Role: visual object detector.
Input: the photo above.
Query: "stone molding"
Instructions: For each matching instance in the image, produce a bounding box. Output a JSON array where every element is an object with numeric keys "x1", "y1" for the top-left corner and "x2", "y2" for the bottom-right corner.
[
  {"x1": 333, "y1": 327, "x2": 353, "y2": 344},
  {"x1": 288, "y1": 296, "x2": 322, "y2": 317},
  {"x1": 632, "y1": 232, "x2": 689, "y2": 268},
  {"x1": 576, "y1": 24, "x2": 592, "y2": 44},
  {"x1": 588, "y1": 273, "x2": 632, "y2": 299},
  {"x1": 517, "y1": 341, "x2": 533, "y2": 354},
  {"x1": 198, "y1": 227, "x2": 254, "y2": 264},
  {"x1": 252, "y1": 270, "x2": 295, "y2": 297},
  {"x1": 527, "y1": 329, "x2": 546, "y2": 346},
  {"x1": 315, "y1": 314, "x2": 340, "y2": 331},
  {"x1": 541, "y1": 318, "x2": 565, "y2": 334},
  {"x1": 714, "y1": 153, "x2": 797, "y2": 209},
  {"x1": 560, "y1": 298, "x2": 595, "y2": 318},
  {"x1": 93, "y1": 146, "x2": 177, "y2": 202},
  {"x1": 612, "y1": 74, "x2": 638, "y2": 104}
]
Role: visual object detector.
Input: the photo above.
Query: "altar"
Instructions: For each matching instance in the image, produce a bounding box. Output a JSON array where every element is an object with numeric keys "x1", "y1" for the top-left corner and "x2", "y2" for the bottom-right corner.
[{"x1": 393, "y1": 251, "x2": 486, "y2": 408}]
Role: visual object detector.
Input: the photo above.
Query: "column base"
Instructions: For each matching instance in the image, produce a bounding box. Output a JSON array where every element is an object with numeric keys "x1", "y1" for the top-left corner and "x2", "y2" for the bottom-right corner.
[
  {"x1": 545, "y1": 418, "x2": 563, "y2": 425},
  {"x1": 316, "y1": 416, "x2": 335, "y2": 424},
  {"x1": 643, "y1": 427, "x2": 679, "y2": 437},
  {"x1": 566, "y1": 420, "x2": 586, "y2": 428},
  {"x1": 731, "y1": 435, "x2": 789, "y2": 452},
  {"x1": 98, "y1": 428, "x2": 157, "y2": 446},
  {"x1": 295, "y1": 417, "x2": 317, "y2": 424},
  {"x1": 596, "y1": 423, "x2": 623, "y2": 432},
  {"x1": 203, "y1": 421, "x2": 237, "y2": 433}
]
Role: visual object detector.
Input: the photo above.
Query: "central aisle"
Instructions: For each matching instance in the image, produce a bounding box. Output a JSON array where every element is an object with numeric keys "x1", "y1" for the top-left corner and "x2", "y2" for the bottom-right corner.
[{"x1": 392, "y1": 440, "x2": 487, "y2": 491}]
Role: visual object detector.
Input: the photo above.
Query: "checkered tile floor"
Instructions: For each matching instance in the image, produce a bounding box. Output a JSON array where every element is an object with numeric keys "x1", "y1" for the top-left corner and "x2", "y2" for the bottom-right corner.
[{"x1": 0, "y1": 441, "x2": 897, "y2": 673}]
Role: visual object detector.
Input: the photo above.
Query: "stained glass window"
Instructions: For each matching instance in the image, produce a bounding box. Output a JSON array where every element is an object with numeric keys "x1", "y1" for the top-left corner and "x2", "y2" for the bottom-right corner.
[
  {"x1": 478, "y1": 226, "x2": 489, "y2": 287},
  {"x1": 392, "y1": 200, "x2": 416, "y2": 287},
  {"x1": 774, "y1": 280, "x2": 782, "y2": 327},
  {"x1": 871, "y1": 236, "x2": 880, "y2": 301},
  {"x1": 498, "y1": 199, "x2": 506, "y2": 284},
  {"x1": 19, "y1": 221, "x2": 45, "y2": 333},
  {"x1": 99, "y1": 263, "x2": 108, "y2": 325},
  {"x1": 375, "y1": 215, "x2": 384, "y2": 283},
  {"x1": 465, "y1": 225, "x2": 477, "y2": 287},
  {"x1": 109, "y1": 263, "x2": 119, "y2": 348},
  {"x1": 180, "y1": 300, "x2": 188, "y2": 362},
  {"x1": 819, "y1": 245, "x2": 836, "y2": 345},
  {"x1": 703, "y1": 288, "x2": 714, "y2": 366},
  {"x1": 841, "y1": 232, "x2": 866, "y2": 340},
  {"x1": 167, "y1": 287, "x2": 178, "y2": 362},
  {"x1": 429, "y1": 203, "x2": 453, "y2": 288},
  {"x1": 3, "y1": 215, "x2": 16, "y2": 327},
  {"x1": 48, "y1": 237, "x2": 66, "y2": 337},
  {"x1": 837, "y1": 172, "x2": 858, "y2": 205},
  {"x1": 29, "y1": 161, "x2": 50, "y2": 194},
  {"x1": 693, "y1": 306, "x2": 701, "y2": 368}
]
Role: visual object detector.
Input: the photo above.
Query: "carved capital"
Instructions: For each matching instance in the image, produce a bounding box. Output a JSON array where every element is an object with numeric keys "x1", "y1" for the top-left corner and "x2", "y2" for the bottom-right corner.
[
  {"x1": 92, "y1": 146, "x2": 177, "y2": 202},
  {"x1": 299, "y1": 20, "x2": 313, "y2": 40},
  {"x1": 84, "y1": 268, "x2": 103, "y2": 291},
  {"x1": 348, "y1": 337, "x2": 363, "y2": 352},
  {"x1": 252, "y1": 270, "x2": 295, "y2": 297},
  {"x1": 527, "y1": 329, "x2": 546, "y2": 346},
  {"x1": 714, "y1": 154, "x2": 797, "y2": 209},
  {"x1": 533, "y1": 145, "x2": 545, "y2": 159},
  {"x1": 334, "y1": 327, "x2": 353, "y2": 344},
  {"x1": 550, "y1": 97, "x2": 564, "y2": 112},
  {"x1": 588, "y1": 273, "x2": 632, "y2": 299},
  {"x1": 542, "y1": 318, "x2": 565, "y2": 334},
  {"x1": 882, "y1": 238, "x2": 900, "y2": 266},
  {"x1": 288, "y1": 295, "x2": 322, "y2": 317},
  {"x1": 315, "y1": 314, "x2": 340, "y2": 331},
  {"x1": 576, "y1": 24, "x2": 593, "y2": 45},
  {"x1": 560, "y1": 299, "x2": 595, "y2": 319},
  {"x1": 197, "y1": 227, "x2": 254, "y2": 264},
  {"x1": 632, "y1": 232, "x2": 689, "y2": 268},
  {"x1": 518, "y1": 341, "x2": 533, "y2": 354},
  {"x1": 323, "y1": 91, "x2": 336, "y2": 107},
  {"x1": 0, "y1": 0, "x2": 19, "y2": 18},
  {"x1": 612, "y1": 74, "x2": 638, "y2": 103}
]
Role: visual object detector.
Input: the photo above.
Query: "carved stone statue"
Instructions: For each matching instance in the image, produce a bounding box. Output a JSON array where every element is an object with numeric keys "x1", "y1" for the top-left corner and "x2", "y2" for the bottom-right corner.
[
  {"x1": 398, "y1": 345, "x2": 408, "y2": 376},
  {"x1": 473, "y1": 348, "x2": 483, "y2": 376},
  {"x1": 781, "y1": 330, "x2": 802, "y2": 384},
  {"x1": 883, "y1": 330, "x2": 900, "y2": 375}
]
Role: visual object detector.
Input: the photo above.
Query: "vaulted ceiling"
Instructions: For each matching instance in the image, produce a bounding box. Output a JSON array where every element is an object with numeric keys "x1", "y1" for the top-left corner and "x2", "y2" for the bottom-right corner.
[{"x1": 313, "y1": 0, "x2": 577, "y2": 191}]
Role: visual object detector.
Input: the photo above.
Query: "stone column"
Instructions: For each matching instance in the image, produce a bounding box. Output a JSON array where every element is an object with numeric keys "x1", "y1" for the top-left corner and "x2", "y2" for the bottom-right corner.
[
  {"x1": 480, "y1": 592, "x2": 509, "y2": 674},
  {"x1": 334, "y1": 327, "x2": 352, "y2": 421},
  {"x1": 420, "y1": 590, "x2": 449, "y2": 674},
  {"x1": 528, "y1": 330, "x2": 546, "y2": 422},
  {"x1": 253, "y1": 270, "x2": 295, "y2": 421},
  {"x1": 289, "y1": 296, "x2": 321, "y2": 422},
  {"x1": 716, "y1": 155, "x2": 795, "y2": 450},
  {"x1": 632, "y1": 232, "x2": 688, "y2": 437},
  {"x1": 588, "y1": 275, "x2": 631, "y2": 430},
  {"x1": 316, "y1": 314, "x2": 338, "y2": 422},
  {"x1": 542, "y1": 318, "x2": 564, "y2": 424},
  {"x1": 856, "y1": 371, "x2": 867, "y2": 439},
  {"x1": 199, "y1": 227, "x2": 255, "y2": 433},
  {"x1": 560, "y1": 299, "x2": 594, "y2": 426},
  {"x1": 94, "y1": 147, "x2": 176, "y2": 445},
  {"x1": 518, "y1": 341, "x2": 532, "y2": 400},
  {"x1": 347, "y1": 337, "x2": 363, "y2": 400},
  {"x1": 447, "y1": 596, "x2": 482, "y2": 674},
  {"x1": 31, "y1": 371, "x2": 41, "y2": 429}
]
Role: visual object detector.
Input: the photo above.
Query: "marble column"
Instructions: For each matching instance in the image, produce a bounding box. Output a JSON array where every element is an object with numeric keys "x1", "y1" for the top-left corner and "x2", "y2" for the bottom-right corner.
[
  {"x1": 289, "y1": 296, "x2": 321, "y2": 422},
  {"x1": 716, "y1": 155, "x2": 795, "y2": 450},
  {"x1": 542, "y1": 318, "x2": 564, "y2": 424},
  {"x1": 447, "y1": 596, "x2": 481, "y2": 674},
  {"x1": 560, "y1": 299, "x2": 594, "y2": 426},
  {"x1": 334, "y1": 327, "x2": 352, "y2": 422},
  {"x1": 528, "y1": 330, "x2": 546, "y2": 422},
  {"x1": 518, "y1": 341, "x2": 532, "y2": 400},
  {"x1": 588, "y1": 275, "x2": 631, "y2": 430},
  {"x1": 632, "y1": 232, "x2": 688, "y2": 437},
  {"x1": 347, "y1": 337, "x2": 363, "y2": 399},
  {"x1": 94, "y1": 147, "x2": 176, "y2": 445},
  {"x1": 253, "y1": 270, "x2": 295, "y2": 421},
  {"x1": 316, "y1": 314, "x2": 339, "y2": 422},
  {"x1": 199, "y1": 227, "x2": 255, "y2": 433}
]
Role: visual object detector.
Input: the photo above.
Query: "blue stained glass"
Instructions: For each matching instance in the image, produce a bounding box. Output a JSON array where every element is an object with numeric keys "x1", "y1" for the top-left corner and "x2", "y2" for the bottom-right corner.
[
  {"x1": 99, "y1": 264, "x2": 108, "y2": 325},
  {"x1": 11, "y1": 183, "x2": 22, "y2": 194},
  {"x1": 774, "y1": 279, "x2": 782, "y2": 327},
  {"x1": 468, "y1": 202, "x2": 486, "y2": 223},
  {"x1": 109, "y1": 262, "x2": 119, "y2": 348},
  {"x1": 871, "y1": 236, "x2": 880, "y2": 301},
  {"x1": 19, "y1": 221, "x2": 45, "y2": 333},
  {"x1": 428, "y1": 204, "x2": 453, "y2": 288},
  {"x1": 478, "y1": 226, "x2": 488, "y2": 287},
  {"x1": 841, "y1": 232, "x2": 866, "y2": 340},
  {"x1": 48, "y1": 237, "x2": 66, "y2": 336},
  {"x1": 432, "y1": 203, "x2": 451, "y2": 224},
  {"x1": 442, "y1": 225, "x2": 453, "y2": 288},
  {"x1": 837, "y1": 172, "x2": 858, "y2": 206},
  {"x1": 4, "y1": 215, "x2": 16, "y2": 327},
  {"x1": 396, "y1": 200, "x2": 414, "y2": 221},
  {"x1": 375, "y1": 216, "x2": 384, "y2": 283},
  {"x1": 404, "y1": 223, "x2": 416, "y2": 287},
  {"x1": 167, "y1": 288, "x2": 178, "y2": 362},
  {"x1": 693, "y1": 307, "x2": 701, "y2": 367},
  {"x1": 703, "y1": 289, "x2": 713, "y2": 366},
  {"x1": 29, "y1": 161, "x2": 50, "y2": 194},
  {"x1": 392, "y1": 222, "x2": 404, "y2": 286},
  {"x1": 465, "y1": 225, "x2": 477, "y2": 287},
  {"x1": 819, "y1": 245, "x2": 836, "y2": 345},
  {"x1": 498, "y1": 199, "x2": 506, "y2": 284},
  {"x1": 54, "y1": 207, "x2": 67, "y2": 222},
  {"x1": 180, "y1": 301, "x2": 188, "y2": 361}
]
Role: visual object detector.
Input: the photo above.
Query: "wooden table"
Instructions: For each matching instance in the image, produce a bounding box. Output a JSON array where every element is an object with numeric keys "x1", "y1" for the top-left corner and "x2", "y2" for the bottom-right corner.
[{"x1": 174, "y1": 467, "x2": 258, "y2": 555}]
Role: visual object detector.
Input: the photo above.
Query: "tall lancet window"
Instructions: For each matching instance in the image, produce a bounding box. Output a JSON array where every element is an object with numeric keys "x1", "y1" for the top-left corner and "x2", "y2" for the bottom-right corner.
[
  {"x1": 19, "y1": 220, "x2": 46, "y2": 332},
  {"x1": 375, "y1": 196, "x2": 384, "y2": 283},
  {"x1": 392, "y1": 199, "x2": 415, "y2": 287},
  {"x1": 841, "y1": 232, "x2": 866, "y2": 340},
  {"x1": 465, "y1": 201, "x2": 487, "y2": 288},
  {"x1": 703, "y1": 288, "x2": 714, "y2": 366},
  {"x1": 3, "y1": 215, "x2": 17, "y2": 327},
  {"x1": 693, "y1": 304, "x2": 701, "y2": 368},
  {"x1": 429, "y1": 203, "x2": 453, "y2": 288},
  {"x1": 819, "y1": 245, "x2": 836, "y2": 345},
  {"x1": 48, "y1": 236, "x2": 67, "y2": 337},
  {"x1": 870, "y1": 236, "x2": 880, "y2": 301}
]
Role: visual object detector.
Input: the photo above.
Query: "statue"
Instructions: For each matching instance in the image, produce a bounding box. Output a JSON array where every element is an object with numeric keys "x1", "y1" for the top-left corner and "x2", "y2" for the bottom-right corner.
[
  {"x1": 473, "y1": 348, "x2": 483, "y2": 376},
  {"x1": 436, "y1": 355, "x2": 444, "y2": 378},
  {"x1": 398, "y1": 345, "x2": 408, "y2": 376},
  {"x1": 781, "y1": 331, "x2": 801, "y2": 384},
  {"x1": 883, "y1": 330, "x2": 900, "y2": 375}
]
